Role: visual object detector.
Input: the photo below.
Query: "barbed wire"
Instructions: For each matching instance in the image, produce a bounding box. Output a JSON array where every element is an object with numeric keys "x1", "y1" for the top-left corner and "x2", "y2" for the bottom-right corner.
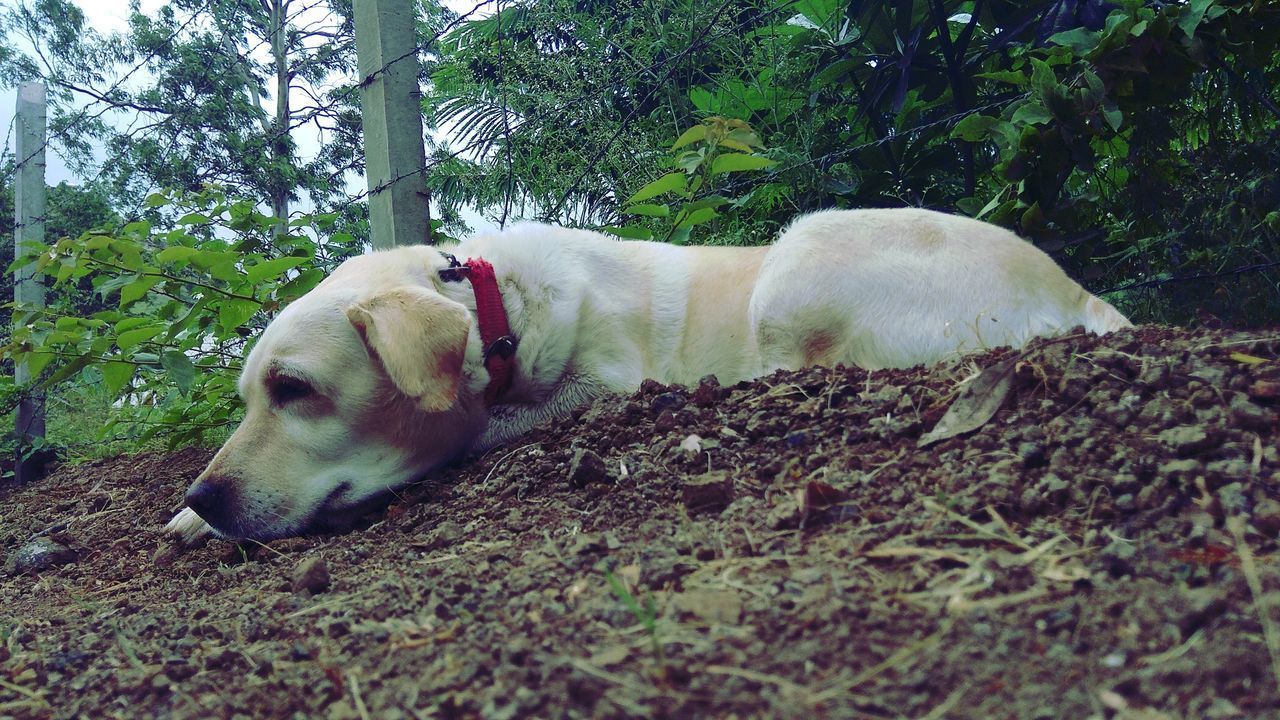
[{"x1": 1098, "y1": 260, "x2": 1280, "y2": 296}]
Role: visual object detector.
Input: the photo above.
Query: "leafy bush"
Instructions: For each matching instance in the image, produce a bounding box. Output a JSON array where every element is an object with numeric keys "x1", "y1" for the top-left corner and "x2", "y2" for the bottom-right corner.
[
  {"x1": 605, "y1": 117, "x2": 778, "y2": 245},
  {"x1": 3, "y1": 187, "x2": 357, "y2": 449}
]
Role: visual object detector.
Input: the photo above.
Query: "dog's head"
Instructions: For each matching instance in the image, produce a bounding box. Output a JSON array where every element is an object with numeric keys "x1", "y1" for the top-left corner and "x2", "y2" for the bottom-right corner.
[{"x1": 182, "y1": 247, "x2": 488, "y2": 540}]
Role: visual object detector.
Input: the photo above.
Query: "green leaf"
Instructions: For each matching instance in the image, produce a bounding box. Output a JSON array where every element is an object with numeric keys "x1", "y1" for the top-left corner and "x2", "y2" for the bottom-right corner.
[
  {"x1": 1012, "y1": 102, "x2": 1054, "y2": 125},
  {"x1": 675, "y1": 207, "x2": 719, "y2": 228},
  {"x1": 601, "y1": 226, "x2": 655, "y2": 241},
  {"x1": 1047, "y1": 27, "x2": 1101, "y2": 53},
  {"x1": 628, "y1": 172, "x2": 688, "y2": 204},
  {"x1": 245, "y1": 256, "x2": 309, "y2": 285},
  {"x1": 275, "y1": 269, "x2": 325, "y2": 302},
  {"x1": 975, "y1": 70, "x2": 1028, "y2": 87},
  {"x1": 671, "y1": 125, "x2": 708, "y2": 150},
  {"x1": 952, "y1": 115, "x2": 999, "y2": 141},
  {"x1": 117, "y1": 324, "x2": 166, "y2": 351},
  {"x1": 684, "y1": 196, "x2": 729, "y2": 211},
  {"x1": 219, "y1": 298, "x2": 261, "y2": 332},
  {"x1": 1102, "y1": 101, "x2": 1123, "y2": 131},
  {"x1": 709, "y1": 154, "x2": 776, "y2": 176},
  {"x1": 1030, "y1": 59, "x2": 1058, "y2": 100},
  {"x1": 1179, "y1": 0, "x2": 1214, "y2": 37},
  {"x1": 155, "y1": 246, "x2": 201, "y2": 264},
  {"x1": 120, "y1": 276, "x2": 164, "y2": 307},
  {"x1": 102, "y1": 361, "x2": 135, "y2": 397},
  {"x1": 160, "y1": 350, "x2": 196, "y2": 393},
  {"x1": 143, "y1": 193, "x2": 168, "y2": 208},
  {"x1": 623, "y1": 204, "x2": 671, "y2": 218},
  {"x1": 176, "y1": 212, "x2": 210, "y2": 226},
  {"x1": 23, "y1": 351, "x2": 56, "y2": 378}
]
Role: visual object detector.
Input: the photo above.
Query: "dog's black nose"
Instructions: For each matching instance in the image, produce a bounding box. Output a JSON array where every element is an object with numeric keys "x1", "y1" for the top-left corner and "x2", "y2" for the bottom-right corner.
[{"x1": 185, "y1": 481, "x2": 230, "y2": 526}]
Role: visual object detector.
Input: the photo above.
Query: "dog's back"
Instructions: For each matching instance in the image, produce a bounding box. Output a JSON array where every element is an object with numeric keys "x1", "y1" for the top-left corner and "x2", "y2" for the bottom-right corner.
[{"x1": 748, "y1": 208, "x2": 1130, "y2": 371}]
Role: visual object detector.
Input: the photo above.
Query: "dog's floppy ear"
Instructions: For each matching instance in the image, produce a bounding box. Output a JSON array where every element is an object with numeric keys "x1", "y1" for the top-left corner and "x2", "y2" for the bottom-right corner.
[{"x1": 346, "y1": 287, "x2": 471, "y2": 411}]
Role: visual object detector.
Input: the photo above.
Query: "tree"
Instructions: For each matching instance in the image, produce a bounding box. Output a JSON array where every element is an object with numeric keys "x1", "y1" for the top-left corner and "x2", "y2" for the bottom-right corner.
[{"x1": 0, "y1": 0, "x2": 366, "y2": 235}]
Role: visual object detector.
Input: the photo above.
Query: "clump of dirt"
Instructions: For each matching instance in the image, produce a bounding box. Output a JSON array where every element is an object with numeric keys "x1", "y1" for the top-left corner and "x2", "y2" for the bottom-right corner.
[{"x1": 2, "y1": 326, "x2": 1279, "y2": 719}]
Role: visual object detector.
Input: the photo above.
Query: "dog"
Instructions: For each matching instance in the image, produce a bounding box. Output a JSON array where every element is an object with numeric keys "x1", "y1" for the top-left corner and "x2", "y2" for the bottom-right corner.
[{"x1": 166, "y1": 208, "x2": 1130, "y2": 542}]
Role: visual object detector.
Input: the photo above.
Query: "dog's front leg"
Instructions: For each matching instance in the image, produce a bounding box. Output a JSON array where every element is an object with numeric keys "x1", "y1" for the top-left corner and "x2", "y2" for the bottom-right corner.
[{"x1": 472, "y1": 376, "x2": 604, "y2": 454}]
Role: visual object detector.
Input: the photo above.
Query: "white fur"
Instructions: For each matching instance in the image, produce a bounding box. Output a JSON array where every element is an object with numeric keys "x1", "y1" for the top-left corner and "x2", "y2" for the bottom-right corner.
[{"x1": 166, "y1": 208, "x2": 1129, "y2": 541}]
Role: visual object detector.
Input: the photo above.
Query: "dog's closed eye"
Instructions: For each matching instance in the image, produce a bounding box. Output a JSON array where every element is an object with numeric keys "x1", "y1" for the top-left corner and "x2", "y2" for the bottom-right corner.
[{"x1": 269, "y1": 376, "x2": 315, "y2": 406}]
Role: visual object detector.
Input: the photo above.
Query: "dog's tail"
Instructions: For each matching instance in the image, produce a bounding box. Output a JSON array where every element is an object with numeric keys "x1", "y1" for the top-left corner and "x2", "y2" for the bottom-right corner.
[{"x1": 1083, "y1": 294, "x2": 1133, "y2": 334}]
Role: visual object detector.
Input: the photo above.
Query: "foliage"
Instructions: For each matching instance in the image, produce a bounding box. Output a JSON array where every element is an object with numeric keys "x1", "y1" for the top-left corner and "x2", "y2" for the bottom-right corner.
[
  {"x1": 2, "y1": 187, "x2": 346, "y2": 448},
  {"x1": 606, "y1": 117, "x2": 777, "y2": 245},
  {"x1": 0, "y1": 0, "x2": 367, "y2": 218},
  {"x1": 431, "y1": 0, "x2": 1280, "y2": 325}
]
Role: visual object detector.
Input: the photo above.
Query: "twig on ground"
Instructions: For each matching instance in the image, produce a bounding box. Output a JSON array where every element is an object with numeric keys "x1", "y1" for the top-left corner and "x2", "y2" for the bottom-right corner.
[
  {"x1": 347, "y1": 670, "x2": 371, "y2": 720},
  {"x1": 1227, "y1": 515, "x2": 1280, "y2": 695}
]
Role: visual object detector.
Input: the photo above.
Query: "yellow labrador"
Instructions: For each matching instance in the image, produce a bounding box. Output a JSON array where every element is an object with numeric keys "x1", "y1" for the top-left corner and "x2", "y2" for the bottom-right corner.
[{"x1": 166, "y1": 208, "x2": 1129, "y2": 542}]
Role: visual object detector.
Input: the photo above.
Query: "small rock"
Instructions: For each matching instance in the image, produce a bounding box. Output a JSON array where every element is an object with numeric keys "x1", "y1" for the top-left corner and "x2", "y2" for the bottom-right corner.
[
  {"x1": 151, "y1": 544, "x2": 179, "y2": 568},
  {"x1": 1158, "y1": 425, "x2": 1217, "y2": 456},
  {"x1": 1248, "y1": 379, "x2": 1280, "y2": 400},
  {"x1": 1171, "y1": 586, "x2": 1228, "y2": 635},
  {"x1": 567, "y1": 448, "x2": 609, "y2": 487},
  {"x1": 291, "y1": 556, "x2": 331, "y2": 595},
  {"x1": 570, "y1": 533, "x2": 606, "y2": 556},
  {"x1": 691, "y1": 376, "x2": 722, "y2": 407},
  {"x1": 1252, "y1": 497, "x2": 1280, "y2": 537},
  {"x1": 653, "y1": 410, "x2": 678, "y2": 433},
  {"x1": 1158, "y1": 458, "x2": 1202, "y2": 480},
  {"x1": 766, "y1": 500, "x2": 803, "y2": 530},
  {"x1": 672, "y1": 588, "x2": 743, "y2": 624},
  {"x1": 681, "y1": 471, "x2": 735, "y2": 514},
  {"x1": 650, "y1": 392, "x2": 686, "y2": 415},
  {"x1": 1228, "y1": 394, "x2": 1277, "y2": 431},
  {"x1": 1099, "y1": 539, "x2": 1137, "y2": 577},
  {"x1": 8, "y1": 537, "x2": 78, "y2": 574},
  {"x1": 1215, "y1": 483, "x2": 1249, "y2": 519}
]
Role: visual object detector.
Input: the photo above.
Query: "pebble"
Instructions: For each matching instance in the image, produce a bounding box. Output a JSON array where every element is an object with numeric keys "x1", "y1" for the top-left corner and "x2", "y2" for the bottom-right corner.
[
  {"x1": 1157, "y1": 425, "x2": 1217, "y2": 456},
  {"x1": 650, "y1": 392, "x2": 686, "y2": 414},
  {"x1": 1228, "y1": 393, "x2": 1276, "y2": 431},
  {"x1": 672, "y1": 588, "x2": 743, "y2": 624},
  {"x1": 567, "y1": 447, "x2": 609, "y2": 487},
  {"x1": 1252, "y1": 497, "x2": 1280, "y2": 537},
  {"x1": 681, "y1": 471, "x2": 735, "y2": 514},
  {"x1": 7, "y1": 537, "x2": 78, "y2": 574},
  {"x1": 291, "y1": 556, "x2": 331, "y2": 595}
]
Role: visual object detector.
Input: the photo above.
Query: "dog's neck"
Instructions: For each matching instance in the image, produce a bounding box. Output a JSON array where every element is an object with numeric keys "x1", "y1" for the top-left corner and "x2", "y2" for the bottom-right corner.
[{"x1": 435, "y1": 252, "x2": 521, "y2": 404}]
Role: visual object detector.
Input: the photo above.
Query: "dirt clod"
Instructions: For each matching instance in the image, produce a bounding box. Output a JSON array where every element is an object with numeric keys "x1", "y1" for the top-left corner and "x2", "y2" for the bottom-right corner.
[
  {"x1": 681, "y1": 471, "x2": 735, "y2": 514},
  {"x1": 290, "y1": 555, "x2": 331, "y2": 595},
  {"x1": 566, "y1": 447, "x2": 609, "y2": 487}
]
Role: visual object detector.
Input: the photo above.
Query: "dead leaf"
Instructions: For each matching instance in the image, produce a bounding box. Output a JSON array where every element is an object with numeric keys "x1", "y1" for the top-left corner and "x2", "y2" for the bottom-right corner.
[
  {"x1": 804, "y1": 480, "x2": 849, "y2": 510},
  {"x1": 919, "y1": 357, "x2": 1018, "y2": 447},
  {"x1": 1230, "y1": 352, "x2": 1268, "y2": 365}
]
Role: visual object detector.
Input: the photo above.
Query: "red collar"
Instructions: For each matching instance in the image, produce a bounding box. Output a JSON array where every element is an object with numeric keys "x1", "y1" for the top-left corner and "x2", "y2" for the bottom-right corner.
[{"x1": 439, "y1": 254, "x2": 517, "y2": 404}]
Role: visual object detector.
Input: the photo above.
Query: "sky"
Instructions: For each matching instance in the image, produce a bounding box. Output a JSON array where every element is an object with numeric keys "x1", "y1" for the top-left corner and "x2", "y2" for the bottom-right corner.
[{"x1": 1, "y1": 0, "x2": 497, "y2": 231}]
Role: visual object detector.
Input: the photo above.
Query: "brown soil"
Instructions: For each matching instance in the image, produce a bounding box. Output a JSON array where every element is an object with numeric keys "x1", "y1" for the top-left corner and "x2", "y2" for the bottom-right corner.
[{"x1": 3, "y1": 325, "x2": 1280, "y2": 720}]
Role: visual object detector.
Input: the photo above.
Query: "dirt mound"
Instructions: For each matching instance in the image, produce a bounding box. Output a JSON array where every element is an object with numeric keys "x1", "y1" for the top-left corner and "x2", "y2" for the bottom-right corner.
[{"x1": 2, "y1": 326, "x2": 1279, "y2": 719}]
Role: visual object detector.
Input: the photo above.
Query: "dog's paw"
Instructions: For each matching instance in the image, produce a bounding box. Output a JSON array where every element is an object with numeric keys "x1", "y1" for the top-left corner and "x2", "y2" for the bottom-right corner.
[{"x1": 165, "y1": 507, "x2": 214, "y2": 545}]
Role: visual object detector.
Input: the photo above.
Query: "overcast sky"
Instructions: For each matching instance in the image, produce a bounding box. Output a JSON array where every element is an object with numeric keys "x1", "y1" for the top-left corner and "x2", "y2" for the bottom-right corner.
[{"x1": 1, "y1": 0, "x2": 498, "y2": 231}]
